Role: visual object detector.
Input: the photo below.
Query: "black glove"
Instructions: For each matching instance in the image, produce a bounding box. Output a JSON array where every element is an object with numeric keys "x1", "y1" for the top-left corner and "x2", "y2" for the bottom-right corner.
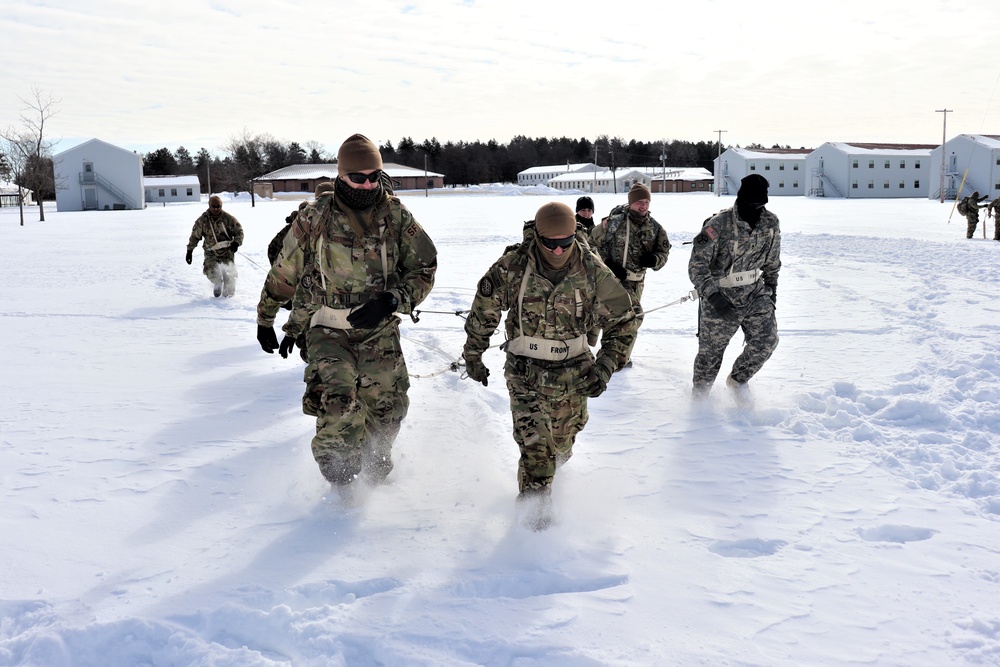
[
  {"x1": 229, "y1": 241, "x2": 239, "y2": 253},
  {"x1": 638, "y1": 250, "x2": 657, "y2": 268},
  {"x1": 584, "y1": 360, "x2": 614, "y2": 398},
  {"x1": 185, "y1": 248, "x2": 193, "y2": 265},
  {"x1": 766, "y1": 282, "x2": 777, "y2": 307},
  {"x1": 278, "y1": 335, "x2": 296, "y2": 359},
  {"x1": 347, "y1": 291, "x2": 397, "y2": 329},
  {"x1": 707, "y1": 292, "x2": 738, "y2": 321},
  {"x1": 463, "y1": 353, "x2": 489, "y2": 386},
  {"x1": 257, "y1": 325, "x2": 279, "y2": 353},
  {"x1": 605, "y1": 259, "x2": 628, "y2": 281}
]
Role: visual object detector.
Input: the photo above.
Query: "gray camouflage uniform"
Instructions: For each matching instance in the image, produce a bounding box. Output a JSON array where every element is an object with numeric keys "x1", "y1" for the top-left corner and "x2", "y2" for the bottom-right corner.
[
  {"x1": 187, "y1": 208, "x2": 244, "y2": 296},
  {"x1": 987, "y1": 197, "x2": 1000, "y2": 241},
  {"x1": 689, "y1": 206, "x2": 781, "y2": 390},
  {"x1": 256, "y1": 188, "x2": 437, "y2": 485},
  {"x1": 463, "y1": 232, "x2": 638, "y2": 494}
]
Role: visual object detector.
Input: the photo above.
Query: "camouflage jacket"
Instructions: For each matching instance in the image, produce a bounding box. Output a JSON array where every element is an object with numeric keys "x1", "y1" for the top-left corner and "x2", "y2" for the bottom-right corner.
[
  {"x1": 187, "y1": 210, "x2": 244, "y2": 259},
  {"x1": 464, "y1": 232, "x2": 638, "y2": 387},
  {"x1": 256, "y1": 190, "x2": 438, "y2": 339},
  {"x1": 267, "y1": 222, "x2": 292, "y2": 266},
  {"x1": 688, "y1": 206, "x2": 781, "y2": 309},
  {"x1": 590, "y1": 205, "x2": 671, "y2": 280}
]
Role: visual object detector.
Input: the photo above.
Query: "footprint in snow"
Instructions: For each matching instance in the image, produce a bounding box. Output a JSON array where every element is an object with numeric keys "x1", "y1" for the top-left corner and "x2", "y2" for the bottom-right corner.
[{"x1": 709, "y1": 538, "x2": 787, "y2": 558}]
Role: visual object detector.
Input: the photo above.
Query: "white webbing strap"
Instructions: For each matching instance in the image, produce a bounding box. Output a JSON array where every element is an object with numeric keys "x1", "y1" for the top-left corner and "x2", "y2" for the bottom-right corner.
[
  {"x1": 310, "y1": 305, "x2": 355, "y2": 330},
  {"x1": 508, "y1": 260, "x2": 587, "y2": 361}
]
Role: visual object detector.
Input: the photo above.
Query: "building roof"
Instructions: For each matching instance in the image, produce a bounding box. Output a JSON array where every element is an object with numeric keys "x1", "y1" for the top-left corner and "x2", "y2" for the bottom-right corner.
[
  {"x1": 826, "y1": 142, "x2": 936, "y2": 155},
  {"x1": 258, "y1": 162, "x2": 443, "y2": 180},
  {"x1": 143, "y1": 175, "x2": 200, "y2": 187},
  {"x1": 549, "y1": 168, "x2": 647, "y2": 183},
  {"x1": 951, "y1": 134, "x2": 1000, "y2": 149},
  {"x1": 518, "y1": 163, "x2": 598, "y2": 176},
  {"x1": 54, "y1": 137, "x2": 139, "y2": 159},
  {"x1": 727, "y1": 147, "x2": 813, "y2": 159},
  {"x1": 648, "y1": 167, "x2": 714, "y2": 181}
]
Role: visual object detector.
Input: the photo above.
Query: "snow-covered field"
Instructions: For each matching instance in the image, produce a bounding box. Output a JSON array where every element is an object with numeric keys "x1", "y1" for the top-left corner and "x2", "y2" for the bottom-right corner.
[{"x1": 1, "y1": 188, "x2": 999, "y2": 666}]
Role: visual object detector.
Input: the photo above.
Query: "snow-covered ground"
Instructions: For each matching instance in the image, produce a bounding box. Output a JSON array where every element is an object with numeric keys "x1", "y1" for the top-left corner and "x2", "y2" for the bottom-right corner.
[{"x1": 1, "y1": 188, "x2": 999, "y2": 666}]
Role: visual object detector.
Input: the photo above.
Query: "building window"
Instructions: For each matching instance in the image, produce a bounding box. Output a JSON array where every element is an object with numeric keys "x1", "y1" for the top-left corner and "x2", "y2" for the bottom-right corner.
[
  {"x1": 186, "y1": 188, "x2": 193, "y2": 196},
  {"x1": 915, "y1": 161, "x2": 921, "y2": 169},
  {"x1": 793, "y1": 164, "x2": 799, "y2": 171},
  {"x1": 883, "y1": 181, "x2": 890, "y2": 189},
  {"x1": 869, "y1": 160, "x2": 875, "y2": 169},
  {"x1": 852, "y1": 181, "x2": 859, "y2": 189},
  {"x1": 778, "y1": 182, "x2": 784, "y2": 188},
  {"x1": 899, "y1": 182, "x2": 905, "y2": 188},
  {"x1": 852, "y1": 160, "x2": 859, "y2": 168},
  {"x1": 793, "y1": 181, "x2": 799, "y2": 188},
  {"x1": 884, "y1": 160, "x2": 890, "y2": 169},
  {"x1": 900, "y1": 160, "x2": 906, "y2": 168},
  {"x1": 914, "y1": 180, "x2": 920, "y2": 188},
  {"x1": 144, "y1": 189, "x2": 151, "y2": 199},
  {"x1": 300, "y1": 182, "x2": 309, "y2": 192},
  {"x1": 171, "y1": 188, "x2": 177, "y2": 196},
  {"x1": 749, "y1": 163, "x2": 756, "y2": 171},
  {"x1": 158, "y1": 189, "x2": 165, "y2": 197},
  {"x1": 764, "y1": 164, "x2": 770, "y2": 170},
  {"x1": 779, "y1": 164, "x2": 785, "y2": 171},
  {"x1": 868, "y1": 181, "x2": 874, "y2": 189}
]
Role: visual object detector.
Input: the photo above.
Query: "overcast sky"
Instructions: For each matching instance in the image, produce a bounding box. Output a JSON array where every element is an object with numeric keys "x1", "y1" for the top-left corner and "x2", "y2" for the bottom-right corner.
[{"x1": 3, "y1": 0, "x2": 998, "y2": 158}]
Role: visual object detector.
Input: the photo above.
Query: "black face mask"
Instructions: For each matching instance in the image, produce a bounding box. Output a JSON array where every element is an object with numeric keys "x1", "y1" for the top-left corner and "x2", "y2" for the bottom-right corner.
[
  {"x1": 335, "y1": 177, "x2": 383, "y2": 211},
  {"x1": 736, "y1": 200, "x2": 765, "y2": 227}
]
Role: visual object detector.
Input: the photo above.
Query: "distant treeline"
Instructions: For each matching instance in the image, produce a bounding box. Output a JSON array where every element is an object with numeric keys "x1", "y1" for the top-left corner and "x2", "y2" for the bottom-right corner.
[{"x1": 139, "y1": 135, "x2": 790, "y2": 193}]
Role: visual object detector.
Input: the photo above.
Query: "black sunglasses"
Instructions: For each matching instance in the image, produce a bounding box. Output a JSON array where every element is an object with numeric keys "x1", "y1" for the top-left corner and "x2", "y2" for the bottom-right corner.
[
  {"x1": 210, "y1": 205, "x2": 222, "y2": 209},
  {"x1": 538, "y1": 235, "x2": 575, "y2": 250},
  {"x1": 345, "y1": 171, "x2": 382, "y2": 185}
]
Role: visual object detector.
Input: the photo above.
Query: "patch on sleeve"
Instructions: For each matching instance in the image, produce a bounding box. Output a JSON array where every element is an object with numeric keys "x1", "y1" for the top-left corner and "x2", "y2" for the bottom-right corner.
[
  {"x1": 695, "y1": 226, "x2": 719, "y2": 245},
  {"x1": 404, "y1": 224, "x2": 418, "y2": 238},
  {"x1": 478, "y1": 276, "x2": 494, "y2": 297}
]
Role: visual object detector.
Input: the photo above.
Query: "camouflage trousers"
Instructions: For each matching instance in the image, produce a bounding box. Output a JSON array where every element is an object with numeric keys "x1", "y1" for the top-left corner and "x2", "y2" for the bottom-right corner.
[
  {"x1": 301, "y1": 321, "x2": 410, "y2": 485},
  {"x1": 202, "y1": 254, "x2": 237, "y2": 297},
  {"x1": 622, "y1": 279, "x2": 645, "y2": 361},
  {"x1": 965, "y1": 213, "x2": 979, "y2": 239},
  {"x1": 693, "y1": 294, "x2": 778, "y2": 388},
  {"x1": 504, "y1": 356, "x2": 591, "y2": 493}
]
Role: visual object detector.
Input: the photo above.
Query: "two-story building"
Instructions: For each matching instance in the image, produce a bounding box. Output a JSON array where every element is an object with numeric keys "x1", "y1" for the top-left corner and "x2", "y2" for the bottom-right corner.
[
  {"x1": 53, "y1": 138, "x2": 144, "y2": 212},
  {"x1": 805, "y1": 142, "x2": 935, "y2": 199}
]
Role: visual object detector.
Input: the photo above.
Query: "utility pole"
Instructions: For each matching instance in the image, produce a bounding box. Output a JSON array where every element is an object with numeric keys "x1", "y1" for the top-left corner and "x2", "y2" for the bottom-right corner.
[
  {"x1": 936, "y1": 109, "x2": 951, "y2": 203},
  {"x1": 593, "y1": 143, "x2": 598, "y2": 193},
  {"x1": 660, "y1": 142, "x2": 667, "y2": 190},
  {"x1": 714, "y1": 130, "x2": 727, "y2": 196}
]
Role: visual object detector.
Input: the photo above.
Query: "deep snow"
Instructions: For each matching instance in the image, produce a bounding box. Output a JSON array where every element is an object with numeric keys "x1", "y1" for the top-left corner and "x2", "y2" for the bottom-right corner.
[{"x1": 1, "y1": 188, "x2": 999, "y2": 666}]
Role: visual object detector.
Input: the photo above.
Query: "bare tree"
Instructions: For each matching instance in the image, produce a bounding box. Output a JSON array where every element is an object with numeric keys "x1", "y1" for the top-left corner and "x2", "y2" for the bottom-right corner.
[
  {"x1": 222, "y1": 128, "x2": 271, "y2": 207},
  {"x1": 0, "y1": 87, "x2": 60, "y2": 225}
]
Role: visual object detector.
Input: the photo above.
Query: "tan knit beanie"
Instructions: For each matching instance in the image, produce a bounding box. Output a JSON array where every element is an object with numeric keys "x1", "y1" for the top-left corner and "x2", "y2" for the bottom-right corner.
[
  {"x1": 534, "y1": 202, "x2": 576, "y2": 238},
  {"x1": 337, "y1": 134, "x2": 383, "y2": 176},
  {"x1": 315, "y1": 181, "x2": 335, "y2": 196},
  {"x1": 627, "y1": 182, "x2": 651, "y2": 205}
]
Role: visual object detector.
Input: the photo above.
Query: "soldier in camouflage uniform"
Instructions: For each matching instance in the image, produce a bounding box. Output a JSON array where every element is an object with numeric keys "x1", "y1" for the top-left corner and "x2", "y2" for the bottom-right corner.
[
  {"x1": 590, "y1": 182, "x2": 671, "y2": 364},
  {"x1": 986, "y1": 196, "x2": 1000, "y2": 241},
  {"x1": 961, "y1": 191, "x2": 986, "y2": 239},
  {"x1": 689, "y1": 174, "x2": 780, "y2": 397},
  {"x1": 185, "y1": 195, "x2": 244, "y2": 297},
  {"x1": 255, "y1": 134, "x2": 437, "y2": 490},
  {"x1": 462, "y1": 202, "x2": 637, "y2": 524}
]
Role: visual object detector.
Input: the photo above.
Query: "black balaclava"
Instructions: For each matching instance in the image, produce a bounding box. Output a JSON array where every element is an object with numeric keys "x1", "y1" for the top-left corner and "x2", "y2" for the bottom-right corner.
[{"x1": 736, "y1": 174, "x2": 769, "y2": 227}]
